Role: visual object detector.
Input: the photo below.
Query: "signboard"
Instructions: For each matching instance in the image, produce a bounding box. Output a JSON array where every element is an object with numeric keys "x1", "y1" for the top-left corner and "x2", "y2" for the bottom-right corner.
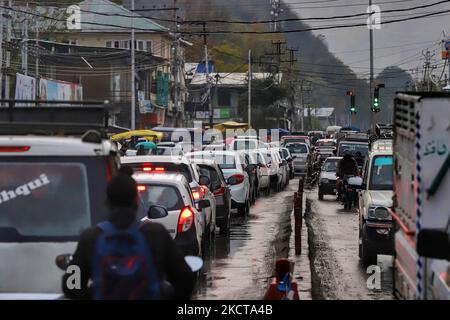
[
  {"x1": 39, "y1": 78, "x2": 83, "y2": 102},
  {"x1": 14, "y1": 73, "x2": 36, "y2": 106},
  {"x1": 442, "y1": 37, "x2": 450, "y2": 60},
  {"x1": 138, "y1": 91, "x2": 153, "y2": 113},
  {"x1": 195, "y1": 108, "x2": 231, "y2": 119}
]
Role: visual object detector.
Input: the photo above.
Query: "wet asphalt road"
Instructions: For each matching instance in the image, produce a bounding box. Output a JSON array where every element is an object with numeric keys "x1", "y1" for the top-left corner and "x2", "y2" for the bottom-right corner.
[
  {"x1": 193, "y1": 180, "x2": 296, "y2": 300},
  {"x1": 304, "y1": 186, "x2": 394, "y2": 300}
]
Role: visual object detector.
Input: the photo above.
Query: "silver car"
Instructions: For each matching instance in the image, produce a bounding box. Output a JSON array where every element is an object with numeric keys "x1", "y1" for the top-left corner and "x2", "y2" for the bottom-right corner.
[{"x1": 286, "y1": 142, "x2": 310, "y2": 175}]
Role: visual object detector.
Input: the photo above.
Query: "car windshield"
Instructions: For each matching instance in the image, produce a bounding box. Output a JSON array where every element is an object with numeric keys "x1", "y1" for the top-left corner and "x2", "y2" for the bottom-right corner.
[
  {"x1": 0, "y1": 162, "x2": 91, "y2": 241},
  {"x1": 287, "y1": 144, "x2": 308, "y2": 154},
  {"x1": 316, "y1": 141, "x2": 335, "y2": 147},
  {"x1": 233, "y1": 140, "x2": 257, "y2": 150},
  {"x1": 338, "y1": 143, "x2": 368, "y2": 157},
  {"x1": 369, "y1": 156, "x2": 393, "y2": 190},
  {"x1": 323, "y1": 160, "x2": 338, "y2": 172},
  {"x1": 138, "y1": 184, "x2": 183, "y2": 212},
  {"x1": 284, "y1": 138, "x2": 306, "y2": 145},
  {"x1": 190, "y1": 153, "x2": 236, "y2": 170}
]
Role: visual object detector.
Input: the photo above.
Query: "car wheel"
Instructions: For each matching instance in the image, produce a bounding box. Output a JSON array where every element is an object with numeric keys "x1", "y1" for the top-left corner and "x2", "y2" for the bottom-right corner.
[
  {"x1": 237, "y1": 202, "x2": 246, "y2": 216},
  {"x1": 318, "y1": 189, "x2": 324, "y2": 200},
  {"x1": 361, "y1": 224, "x2": 377, "y2": 267},
  {"x1": 219, "y1": 216, "x2": 230, "y2": 235}
]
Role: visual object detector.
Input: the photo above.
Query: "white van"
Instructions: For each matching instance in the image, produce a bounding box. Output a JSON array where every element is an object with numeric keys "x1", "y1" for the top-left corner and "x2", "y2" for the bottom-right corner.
[{"x1": 0, "y1": 103, "x2": 119, "y2": 299}]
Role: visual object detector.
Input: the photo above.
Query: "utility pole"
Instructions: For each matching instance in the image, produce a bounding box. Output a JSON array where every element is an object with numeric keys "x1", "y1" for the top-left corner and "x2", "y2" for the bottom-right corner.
[
  {"x1": 369, "y1": 0, "x2": 375, "y2": 132},
  {"x1": 203, "y1": 23, "x2": 212, "y2": 128},
  {"x1": 248, "y1": 49, "x2": 252, "y2": 128},
  {"x1": 5, "y1": 0, "x2": 11, "y2": 100},
  {"x1": 131, "y1": 0, "x2": 136, "y2": 130},
  {"x1": 422, "y1": 49, "x2": 437, "y2": 92},
  {"x1": 270, "y1": 0, "x2": 281, "y2": 32},
  {"x1": 35, "y1": 4, "x2": 39, "y2": 83},
  {"x1": 21, "y1": 2, "x2": 28, "y2": 75},
  {"x1": 0, "y1": 1, "x2": 3, "y2": 101},
  {"x1": 173, "y1": 0, "x2": 179, "y2": 127}
]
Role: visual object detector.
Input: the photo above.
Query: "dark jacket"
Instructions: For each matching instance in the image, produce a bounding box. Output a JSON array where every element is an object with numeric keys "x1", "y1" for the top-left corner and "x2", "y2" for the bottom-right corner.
[
  {"x1": 337, "y1": 155, "x2": 359, "y2": 177},
  {"x1": 62, "y1": 208, "x2": 195, "y2": 300}
]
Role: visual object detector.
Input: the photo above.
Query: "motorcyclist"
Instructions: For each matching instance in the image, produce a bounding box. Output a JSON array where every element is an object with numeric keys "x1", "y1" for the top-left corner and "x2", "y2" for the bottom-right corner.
[
  {"x1": 62, "y1": 167, "x2": 196, "y2": 300},
  {"x1": 336, "y1": 150, "x2": 359, "y2": 201}
]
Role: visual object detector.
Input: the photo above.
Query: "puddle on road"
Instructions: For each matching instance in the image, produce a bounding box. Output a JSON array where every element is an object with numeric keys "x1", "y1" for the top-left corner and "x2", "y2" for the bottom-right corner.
[{"x1": 193, "y1": 186, "x2": 296, "y2": 300}]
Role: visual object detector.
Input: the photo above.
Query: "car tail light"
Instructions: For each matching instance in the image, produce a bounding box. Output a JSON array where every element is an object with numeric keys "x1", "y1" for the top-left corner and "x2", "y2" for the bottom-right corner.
[
  {"x1": 0, "y1": 146, "x2": 30, "y2": 152},
  {"x1": 231, "y1": 174, "x2": 245, "y2": 184},
  {"x1": 213, "y1": 185, "x2": 226, "y2": 196},
  {"x1": 137, "y1": 185, "x2": 147, "y2": 192},
  {"x1": 178, "y1": 207, "x2": 194, "y2": 233},
  {"x1": 142, "y1": 166, "x2": 165, "y2": 173},
  {"x1": 192, "y1": 186, "x2": 206, "y2": 200},
  {"x1": 105, "y1": 159, "x2": 113, "y2": 182}
]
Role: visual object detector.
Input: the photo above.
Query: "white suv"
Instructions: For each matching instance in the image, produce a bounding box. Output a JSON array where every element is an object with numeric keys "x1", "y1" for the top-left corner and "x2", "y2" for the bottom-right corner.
[{"x1": 357, "y1": 139, "x2": 394, "y2": 266}]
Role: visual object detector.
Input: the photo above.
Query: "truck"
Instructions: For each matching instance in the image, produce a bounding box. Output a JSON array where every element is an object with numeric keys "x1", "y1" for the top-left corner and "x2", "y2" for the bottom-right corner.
[{"x1": 392, "y1": 92, "x2": 450, "y2": 300}]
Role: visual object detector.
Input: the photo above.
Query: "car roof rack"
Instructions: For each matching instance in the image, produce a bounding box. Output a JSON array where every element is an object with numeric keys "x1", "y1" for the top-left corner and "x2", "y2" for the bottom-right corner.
[{"x1": 0, "y1": 100, "x2": 112, "y2": 138}]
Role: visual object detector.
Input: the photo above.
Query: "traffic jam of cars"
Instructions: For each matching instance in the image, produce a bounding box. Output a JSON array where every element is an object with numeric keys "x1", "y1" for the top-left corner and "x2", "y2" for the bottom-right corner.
[{"x1": 1, "y1": 95, "x2": 450, "y2": 302}]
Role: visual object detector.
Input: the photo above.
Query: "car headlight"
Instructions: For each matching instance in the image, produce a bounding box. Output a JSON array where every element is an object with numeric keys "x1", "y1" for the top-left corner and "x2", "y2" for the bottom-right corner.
[
  {"x1": 320, "y1": 178, "x2": 329, "y2": 184},
  {"x1": 368, "y1": 206, "x2": 391, "y2": 220}
]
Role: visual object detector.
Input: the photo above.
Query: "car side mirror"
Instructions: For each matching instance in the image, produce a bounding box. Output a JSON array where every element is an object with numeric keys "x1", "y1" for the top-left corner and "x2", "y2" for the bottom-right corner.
[
  {"x1": 148, "y1": 205, "x2": 169, "y2": 219},
  {"x1": 55, "y1": 254, "x2": 73, "y2": 271},
  {"x1": 199, "y1": 175, "x2": 211, "y2": 186},
  {"x1": 417, "y1": 229, "x2": 450, "y2": 260},
  {"x1": 197, "y1": 199, "x2": 211, "y2": 210}
]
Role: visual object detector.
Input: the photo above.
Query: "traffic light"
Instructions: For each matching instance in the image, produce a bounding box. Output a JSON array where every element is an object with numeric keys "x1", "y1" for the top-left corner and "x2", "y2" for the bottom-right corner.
[
  {"x1": 372, "y1": 84, "x2": 384, "y2": 112},
  {"x1": 347, "y1": 90, "x2": 356, "y2": 114}
]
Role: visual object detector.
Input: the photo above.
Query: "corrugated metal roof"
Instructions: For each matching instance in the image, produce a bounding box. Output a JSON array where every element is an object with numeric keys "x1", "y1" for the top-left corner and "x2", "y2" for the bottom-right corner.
[{"x1": 77, "y1": 0, "x2": 168, "y2": 32}]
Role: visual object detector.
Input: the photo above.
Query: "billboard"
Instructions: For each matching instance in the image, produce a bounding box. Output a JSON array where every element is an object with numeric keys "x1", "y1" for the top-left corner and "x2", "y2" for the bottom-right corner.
[
  {"x1": 39, "y1": 78, "x2": 83, "y2": 102},
  {"x1": 14, "y1": 73, "x2": 36, "y2": 106}
]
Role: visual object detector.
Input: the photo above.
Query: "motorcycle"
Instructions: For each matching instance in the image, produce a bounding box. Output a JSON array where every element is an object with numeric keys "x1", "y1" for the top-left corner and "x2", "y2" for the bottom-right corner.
[{"x1": 342, "y1": 175, "x2": 361, "y2": 210}]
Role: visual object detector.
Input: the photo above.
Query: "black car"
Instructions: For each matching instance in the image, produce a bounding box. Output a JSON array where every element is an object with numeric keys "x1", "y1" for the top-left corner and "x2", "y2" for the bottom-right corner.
[{"x1": 191, "y1": 159, "x2": 232, "y2": 235}]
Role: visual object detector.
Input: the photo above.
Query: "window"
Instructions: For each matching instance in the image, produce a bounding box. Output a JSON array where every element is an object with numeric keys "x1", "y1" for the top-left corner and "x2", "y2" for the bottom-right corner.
[
  {"x1": 369, "y1": 156, "x2": 393, "y2": 190},
  {"x1": 322, "y1": 159, "x2": 338, "y2": 172},
  {"x1": 0, "y1": 163, "x2": 90, "y2": 240},
  {"x1": 146, "y1": 41, "x2": 153, "y2": 53},
  {"x1": 138, "y1": 41, "x2": 144, "y2": 51},
  {"x1": 114, "y1": 41, "x2": 120, "y2": 48},
  {"x1": 106, "y1": 41, "x2": 112, "y2": 48},
  {"x1": 287, "y1": 144, "x2": 308, "y2": 154},
  {"x1": 138, "y1": 185, "x2": 183, "y2": 212}
]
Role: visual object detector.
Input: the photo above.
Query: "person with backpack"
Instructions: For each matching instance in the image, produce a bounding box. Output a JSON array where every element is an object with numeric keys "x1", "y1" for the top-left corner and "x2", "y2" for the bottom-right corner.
[{"x1": 62, "y1": 168, "x2": 196, "y2": 300}]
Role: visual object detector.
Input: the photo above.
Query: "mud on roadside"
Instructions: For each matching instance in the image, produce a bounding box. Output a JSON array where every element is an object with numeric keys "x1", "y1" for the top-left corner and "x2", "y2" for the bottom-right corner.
[{"x1": 304, "y1": 198, "x2": 345, "y2": 300}]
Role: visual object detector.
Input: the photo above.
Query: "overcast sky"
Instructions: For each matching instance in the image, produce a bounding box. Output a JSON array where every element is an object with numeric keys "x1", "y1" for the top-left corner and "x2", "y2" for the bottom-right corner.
[{"x1": 284, "y1": 0, "x2": 449, "y2": 78}]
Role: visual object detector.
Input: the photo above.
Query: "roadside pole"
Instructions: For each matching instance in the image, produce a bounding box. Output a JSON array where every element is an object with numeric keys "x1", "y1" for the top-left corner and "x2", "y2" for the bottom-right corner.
[
  {"x1": 248, "y1": 49, "x2": 252, "y2": 128},
  {"x1": 5, "y1": 0, "x2": 11, "y2": 100},
  {"x1": 131, "y1": 0, "x2": 136, "y2": 130},
  {"x1": 0, "y1": 1, "x2": 3, "y2": 102}
]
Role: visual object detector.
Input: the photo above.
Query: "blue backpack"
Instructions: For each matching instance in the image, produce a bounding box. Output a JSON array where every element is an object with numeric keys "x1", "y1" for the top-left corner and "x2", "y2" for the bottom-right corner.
[{"x1": 92, "y1": 221, "x2": 161, "y2": 300}]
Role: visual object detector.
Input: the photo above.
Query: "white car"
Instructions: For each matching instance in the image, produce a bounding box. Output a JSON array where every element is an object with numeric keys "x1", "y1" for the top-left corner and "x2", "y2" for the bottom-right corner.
[
  {"x1": 120, "y1": 155, "x2": 216, "y2": 239},
  {"x1": 0, "y1": 130, "x2": 119, "y2": 298},
  {"x1": 249, "y1": 149, "x2": 270, "y2": 193},
  {"x1": 187, "y1": 151, "x2": 251, "y2": 216},
  {"x1": 287, "y1": 142, "x2": 310, "y2": 175},
  {"x1": 357, "y1": 140, "x2": 394, "y2": 266},
  {"x1": 134, "y1": 173, "x2": 207, "y2": 256},
  {"x1": 229, "y1": 138, "x2": 269, "y2": 151},
  {"x1": 262, "y1": 149, "x2": 283, "y2": 192}
]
